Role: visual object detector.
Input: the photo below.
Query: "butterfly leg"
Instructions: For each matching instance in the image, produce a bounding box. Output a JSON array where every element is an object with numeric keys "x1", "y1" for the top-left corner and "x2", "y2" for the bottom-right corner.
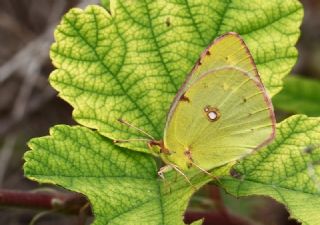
[
  {"x1": 174, "y1": 169, "x2": 178, "y2": 182},
  {"x1": 158, "y1": 164, "x2": 196, "y2": 190},
  {"x1": 189, "y1": 161, "x2": 220, "y2": 183},
  {"x1": 158, "y1": 165, "x2": 172, "y2": 193},
  {"x1": 113, "y1": 138, "x2": 151, "y2": 143},
  {"x1": 116, "y1": 118, "x2": 155, "y2": 140},
  {"x1": 184, "y1": 149, "x2": 220, "y2": 183},
  {"x1": 158, "y1": 165, "x2": 172, "y2": 179}
]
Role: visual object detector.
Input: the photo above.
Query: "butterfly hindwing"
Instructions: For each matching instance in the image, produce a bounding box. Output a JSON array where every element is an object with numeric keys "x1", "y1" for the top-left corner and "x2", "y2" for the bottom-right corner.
[{"x1": 162, "y1": 33, "x2": 275, "y2": 171}]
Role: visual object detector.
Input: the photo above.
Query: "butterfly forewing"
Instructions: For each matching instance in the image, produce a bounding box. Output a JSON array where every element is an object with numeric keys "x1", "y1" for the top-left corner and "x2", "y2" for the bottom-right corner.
[
  {"x1": 192, "y1": 32, "x2": 259, "y2": 81},
  {"x1": 165, "y1": 33, "x2": 261, "y2": 132}
]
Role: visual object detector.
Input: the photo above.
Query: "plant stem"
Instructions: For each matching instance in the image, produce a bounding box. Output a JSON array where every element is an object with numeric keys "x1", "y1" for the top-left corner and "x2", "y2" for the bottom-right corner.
[
  {"x1": 0, "y1": 188, "x2": 252, "y2": 225},
  {"x1": 0, "y1": 189, "x2": 91, "y2": 215}
]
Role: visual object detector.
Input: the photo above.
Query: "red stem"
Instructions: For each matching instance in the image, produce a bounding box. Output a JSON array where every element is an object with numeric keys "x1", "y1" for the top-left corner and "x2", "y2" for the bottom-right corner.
[
  {"x1": 0, "y1": 189, "x2": 90, "y2": 214},
  {"x1": 208, "y1": 185, "x2": 230, "y2": 217},
  {"x1": 0, "y1": 188, "x2": 252, "y2": 225}
]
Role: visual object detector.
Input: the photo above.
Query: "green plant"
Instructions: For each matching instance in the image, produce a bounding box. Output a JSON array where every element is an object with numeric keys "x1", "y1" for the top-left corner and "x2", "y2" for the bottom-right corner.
[
  {"x1": 23, "y1": 1, "x2": 320, "y2": 225},
  {"x1": 273, "y1": 75, "x2": 320, "y2": 116}
]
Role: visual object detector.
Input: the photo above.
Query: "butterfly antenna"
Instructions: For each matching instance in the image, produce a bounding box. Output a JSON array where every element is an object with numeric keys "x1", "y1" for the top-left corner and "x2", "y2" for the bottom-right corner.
[
  {"x1": 113, "y1": 138, "x2": 151, "y2": 144},
  {"x1": 189, "y1": 161, "x2": 221, "y2": 184},
  {"x1": 117, "y1": 118, "x2": 155, "y2": 140},
  {"x1": 170, "y1": 164, "x2": 197, "y2": 190}
]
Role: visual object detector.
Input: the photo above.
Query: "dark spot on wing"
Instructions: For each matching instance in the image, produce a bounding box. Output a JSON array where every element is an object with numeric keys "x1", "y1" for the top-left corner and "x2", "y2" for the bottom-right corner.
[
  {"x1": 243, "y1": 97, "x2": 247, "y2": 103},
  {"x1": 184, "y1": 148, "x2": 193, "y2": 168},
  {"x1": 206, "y1": 50, "x2": 211, "y2": 56},
  {"x1": 179, "y1": 93, "x2": 190, "y2": 102}
]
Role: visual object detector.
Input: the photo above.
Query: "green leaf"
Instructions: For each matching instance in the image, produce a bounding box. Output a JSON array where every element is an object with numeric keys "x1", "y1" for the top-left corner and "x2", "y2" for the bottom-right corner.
[
  {"x1": 49, "y1": 1, "x2": 303, "y2": 152},
  {"x1": 273, "y1": 76, "x2": 320, "y2": 116},
  {"x1": 190, "y1": 219, "x2": 204, "y2": 225},
  {"x1": 220, "y1": 115, "x2": 320, "y2": 225},
  {"x1": 100, "y1": 0, "x2": 110, "y2": 11},
  {"x1": 25, "y1": 1, "x2": 305, "y2": 224},
  {"x1": 24, "y1": 125, "x2": 217, "y2": 225}
]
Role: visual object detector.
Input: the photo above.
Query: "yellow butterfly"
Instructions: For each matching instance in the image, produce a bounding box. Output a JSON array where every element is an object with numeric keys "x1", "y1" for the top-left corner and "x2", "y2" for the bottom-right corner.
[{"x1": 117, "y1": 32, "x2": 276, "y2": 183}]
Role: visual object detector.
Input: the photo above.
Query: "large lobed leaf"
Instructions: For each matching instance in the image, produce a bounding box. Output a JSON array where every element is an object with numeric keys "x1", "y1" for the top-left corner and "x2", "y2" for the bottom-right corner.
[
  {"x1": 220, "y1": 115, "x2": 320, "y2": 225},
  {"x1": 273, "y1": 76, "x2": 320, "y2": 116},
  {"x1": 24, "y1": 0, "x2": 307, "y2": 224},
  {"x1": 24, "y1": 125, "x2": 213, "y2": 225},
  {"x1": 49, "y1": 0, "x2": 303, "y2": 152}
]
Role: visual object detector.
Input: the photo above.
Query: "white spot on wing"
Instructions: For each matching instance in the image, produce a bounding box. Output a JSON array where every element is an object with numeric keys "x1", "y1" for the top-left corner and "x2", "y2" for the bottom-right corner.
[
  {"x1": 204, "y1": 105, "x2": 220, "y2": 122},
  {"x1": 208, "y1": 112, "x2": 217, "y2": 120}
]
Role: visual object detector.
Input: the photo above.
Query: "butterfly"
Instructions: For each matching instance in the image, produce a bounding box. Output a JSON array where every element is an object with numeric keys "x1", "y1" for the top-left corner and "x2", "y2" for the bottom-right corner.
[{"x1": 117, "y1": 32, "x2": 276, "y2": 182}]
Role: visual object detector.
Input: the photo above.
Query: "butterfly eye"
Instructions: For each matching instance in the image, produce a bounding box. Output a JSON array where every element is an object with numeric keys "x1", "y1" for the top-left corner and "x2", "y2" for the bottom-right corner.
[{"x1": 204, "y1": 106, "x2": 220, "y2": 122}]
